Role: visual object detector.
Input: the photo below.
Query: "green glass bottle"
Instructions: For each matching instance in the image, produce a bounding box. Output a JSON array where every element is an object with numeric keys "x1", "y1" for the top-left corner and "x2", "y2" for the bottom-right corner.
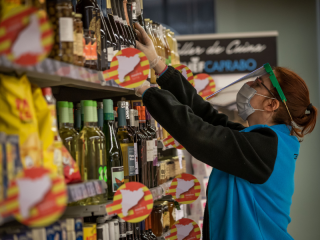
[
  {"x1": 75, "y1": 103, "x2": 82, "y2": 132},
  {"x1": 58, "y1": 101, "x2": 78, "y2": 161},
  {"x1": 78, "y1": 100, "x2": 108, "y2": 205},
  {"x1": 103, "y1": 99, "x2": 124, "y2": 199},
  {"x1": 117, "y1": 108, "x2": 135, "y2": 183},
  {"x1": 81, "y1": 100, "x2": 85, "y2": 130}
]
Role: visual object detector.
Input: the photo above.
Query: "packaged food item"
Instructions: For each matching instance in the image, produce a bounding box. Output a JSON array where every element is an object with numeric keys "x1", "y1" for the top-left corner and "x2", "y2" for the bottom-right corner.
[
  {"x1": 47, "y1": 0, "x2": 74, "y2": 63},
  {"x1": 0, "y1": 74, "x2": 42, "y2": 168}
]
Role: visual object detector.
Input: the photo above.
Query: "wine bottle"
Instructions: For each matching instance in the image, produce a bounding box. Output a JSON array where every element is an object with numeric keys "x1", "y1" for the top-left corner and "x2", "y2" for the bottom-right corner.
[
  {"x1": 116, "y1": 0, "x2": 133, "y2": 47},
  {"x1": 165, "y1": 29, "x2": 175, "y2": 65},
  {"x1": 137, "y1": 0, "x2": 145, "y2": 28},
  {"x1": 58, "y1": 101, "x2": 78, "y2": 161},
  {"x1": 111, "y1": 0, "x2": 128, "y2": 49},
  {"x1": 144, "y1": 19, "x2": 157, "y2": 84},
  {"x1": 171, "y1": 31, "x2": 180, "y2": 64},
  {"x1": 75, "y1": 103, "x2": 82, "y2": 132},
  {"x1": 106, "y1": 0, "x2": 122, "y2": 53},
  {"x1": 127, "y1": 221, "x2": 134, "y2": 240},
  {"x1": 97, "y1": 102, "x2": 104, "y2": 130},
  {"x1": 161, "y1": 26, "x2": 172, "y2": 66},
  {"x1": 103, "y1": 99, "x2": 124, "y2": 199},
  {"x1": 78, "y1": 100, "x2": 108, "y2": 205},
  {"x1": 129, "y1": 109, "x2": 139, "y2": 183},
  {"x1": 145, "y1": 108, "x2": 158, "y2": 188},
  {"x1": 117, "y1": 108, "x2": 135, "y2": 183},
  {"x1": 123, "y1": 0, "x2": 136, "y2": 48},
  {"x1": 152, "y1": 22, "x2": 166, "y2": 64}
]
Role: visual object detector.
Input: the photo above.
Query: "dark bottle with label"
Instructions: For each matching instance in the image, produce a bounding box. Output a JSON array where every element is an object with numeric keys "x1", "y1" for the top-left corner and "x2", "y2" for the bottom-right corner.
[
  {"x1": 127, "y1": 1, "x2": 138, "y2": 41},
  {"x1": 103, "y1": 99, "x2": 124, "y2": 199},
  {"x1": 145, "y1": 108, "x2": 158, "y2": 188},
  {"x1": 137, "y1": 0, "x2": 145, "y2": 29},
  {"x1": 115, "y1": 0, "x2": 132, "y2": 47},
  {"x1": 111, "y1": 0, "x2": 129, "y2": 48},
  {"x1": 119, "y1": 218, "x2": 127, "y2": 240},
  {"x1": 106, "y1": 0, "x2": 122, "y2": 53},
  {"x1": 100, "y1": 0, "x2": 119, "y2": 68},
  {"x1": 127, "y1": 222, "x2": 134, "y2": 240},
  {"x1": 122, "y1": 0, "x2": 136, "y2": 48},
  {"x1": 128, "y1": 109, "x2": 140, "y2": 183}
]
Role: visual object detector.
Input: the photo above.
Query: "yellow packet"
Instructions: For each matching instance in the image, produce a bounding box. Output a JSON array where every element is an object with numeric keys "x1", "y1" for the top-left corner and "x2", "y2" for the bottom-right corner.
[{"x1": 0, "y1": 74, "x2": 42, "y2": 168}]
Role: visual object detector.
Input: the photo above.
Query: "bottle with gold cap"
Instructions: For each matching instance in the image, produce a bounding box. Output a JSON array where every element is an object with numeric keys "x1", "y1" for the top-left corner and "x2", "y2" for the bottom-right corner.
[
  {"x1": 159, "y1": 25, "x2": 171, "y2": 66},
  {"x1": 165, "y1": 29, "x2": 175, "y2": 65},
  {"x1": 144, "y1": 18, "x2": 158, "y2": 84},
  {"x1": 151, "y1": 21, "x2": 166, "y2": 65},
  {"x1": 78, "y1": 100, "x2": 108, "y2": 205}
]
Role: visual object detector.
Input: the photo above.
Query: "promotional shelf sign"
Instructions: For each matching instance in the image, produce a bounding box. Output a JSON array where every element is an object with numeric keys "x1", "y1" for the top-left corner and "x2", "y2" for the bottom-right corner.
[
  {"x1": 166, "y1": 173, "x2": 201, "y2": 204},
  {"x1": 193, "y1": 73, "x2": 216, "y2": 99},
  {"x1": 103, "y1": 48, "x2": 150, "y2": 88},
  {"x1": 165, "y1": 218, "x2": 201, "y2": 240},
  {"x1": 161, "y1": 135, "x2": 185, "y2": 151},
  {"x1": 172, "y1": 64, "x2": 195, "y2": 87},
  {"x1": 106, "y1": 182, "x2": 153, "y2": 223},
  {"x1": 0, "y1": 167, "x2": 67, "y2": 227},
  {"x1": 0, "y1": 6, "x2": 53, "y2": 66}
]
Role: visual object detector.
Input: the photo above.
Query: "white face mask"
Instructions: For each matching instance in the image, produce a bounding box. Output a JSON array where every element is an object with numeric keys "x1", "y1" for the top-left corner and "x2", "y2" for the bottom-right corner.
[{"x1": 236, "y1": 84, "x2": 276, "y2": 121}]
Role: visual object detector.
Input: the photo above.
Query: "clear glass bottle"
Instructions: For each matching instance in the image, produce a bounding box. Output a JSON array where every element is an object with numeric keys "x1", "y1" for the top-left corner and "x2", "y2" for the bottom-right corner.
[
  {"x1": 57, "y1": 101, "x2": 78, "y2": 161},
  {"x1": 171, "y1": 31, "x2": 180, "y2": 64},
  {"x1": 144, "y1": 19, "x2": 157, "y2": 84},
  {"x1": 117, "y1": 108, "x2": 135, "y2": 183},
  {"x1": 103, "y1": 99, "x2": 124, "y2": 199},
  {"x1": 77, "y1": 100, "x2": 108, "y2": 205},
  {"x1": 151, "y1": 21, "x2": 166, "y2": 64},
  {"x1": 165, "y1": 29, "x2": 175, "y2": 65},
  {"x1": 162, "y1": 26, "x2": 172, "y2": 66}
]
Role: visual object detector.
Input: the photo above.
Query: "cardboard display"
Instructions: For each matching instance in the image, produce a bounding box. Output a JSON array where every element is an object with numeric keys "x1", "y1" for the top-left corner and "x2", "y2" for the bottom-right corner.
[
  {"x1": 106, "y1": 182, "x2": 153, "y2": 223},
  {"x1": 0, "y1": 167, "x2": 67, "y2": 227},
  {"x1": 0, "y1": 6, "x2": 53, "y2": 66},
  {"x1": 103, "y1": 48, "x2": 150, "y2": 88},
  {"x1": 193, "y1": 73, "x2": 216, "y2": 99},
  {"x1": 166, "y1": 218, "x2": 201, "y2": 240},
  {"x1": 166, "y1": 173, "x2": 201, "y2": 204},
  {"x1": 172, "y1": 64, "x2": 195, "y2": 87},
  {"x1": 161, "y1": 135, "x2": 185, "y2": 151}
]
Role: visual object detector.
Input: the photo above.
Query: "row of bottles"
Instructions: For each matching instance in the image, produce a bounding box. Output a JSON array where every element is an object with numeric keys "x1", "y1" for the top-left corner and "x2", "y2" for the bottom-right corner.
[{"x1": 43, "y1": 88, "x2": 170, "y2": 206}]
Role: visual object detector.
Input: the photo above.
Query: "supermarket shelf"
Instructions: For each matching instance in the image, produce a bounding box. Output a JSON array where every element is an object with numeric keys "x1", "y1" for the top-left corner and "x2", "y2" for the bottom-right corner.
[
  {"x1": 67, "y1": 180, "x2": 107, "y2": 203},
  {"x1": 0, "y1": 57, "x2": 135, "y2": 99},
  {"x1": 63, "y1": 201, "x2": 113, "y2": 218}
]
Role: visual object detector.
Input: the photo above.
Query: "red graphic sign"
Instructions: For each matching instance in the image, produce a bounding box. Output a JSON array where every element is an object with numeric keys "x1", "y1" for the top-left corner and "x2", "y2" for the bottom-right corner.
[
  {"x1": 166, "y1": 218, "x2": 201, "y2": 240},
  {"x1": 106, "y1": 182, "x2": 153, "y2": 223},
  {"x1": 166, "y1": 173, "x2": 201, "y2": 204},
  {"x1": 0, "y1": 6, "x2": 53, "y2": 65},
  {"x1": 173, "y1": 64, "x2": 195, "y2": 87},
  {"x1": 103, "y1": 48, "x2": 150, "y2": 89},
  {"x1": 194, "y1": 73, "x2": 216, "y2": 99},
  {"x1": 0, "y1": 167, "x2": 67, "y2": 227}
]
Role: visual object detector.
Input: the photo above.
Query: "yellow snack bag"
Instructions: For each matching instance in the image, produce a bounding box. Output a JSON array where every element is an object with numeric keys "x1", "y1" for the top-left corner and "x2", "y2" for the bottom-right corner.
[
  {"x1": 31, "y1": 84, "x2": 58, "y2": 174},
  {"x1": 0, "y1": 74, "x2": 42, "y2": 168}
]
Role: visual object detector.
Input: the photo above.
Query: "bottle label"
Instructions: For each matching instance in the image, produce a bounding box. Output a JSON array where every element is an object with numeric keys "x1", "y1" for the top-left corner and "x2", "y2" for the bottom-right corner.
[
  {"x1": 132, "y1": 2, "x2": 137, "y2": 20},
  {"x1": 59, "y1": 18, "x2": 73, "y2": 42},
  {"x1": 104, "y1": 113, "x2": 114, "y2": 121},
  {"x1": 146, "y1": 140, "x2": 154, "y2": 162},
  {"x1": 107, "y1": 47, "x2": 114, "y2": 61},
  {"x1": 128, "y1": 146, "x2": 135, "y2": 176},
  {"x1": 134, "y1": 143, "x2": 139, "y2": 174},
  {"x1": 153, "y1": 138, "x2": 158, "y2": 166},
  {"x1": 76, "y1": 33, "x2": 84, "y2": 56},
  {"x1": 113, "y1": 49, "x2": 119, "y2": 57},
  {"x1": 114, "y1": 15, "x2": 119, "y2": 22},
  {"x1": 111, "y1": 166, "x2": 124, "y2": 192},
  {"x1": 98, "y1": 165, "x2": 107, "y2": 182}
]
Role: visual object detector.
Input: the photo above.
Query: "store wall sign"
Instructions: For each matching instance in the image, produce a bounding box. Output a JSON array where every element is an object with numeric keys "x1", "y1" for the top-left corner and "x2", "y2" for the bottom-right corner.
[{"x1": 176, "y1": 32, "x2": 277, "y2": 75}]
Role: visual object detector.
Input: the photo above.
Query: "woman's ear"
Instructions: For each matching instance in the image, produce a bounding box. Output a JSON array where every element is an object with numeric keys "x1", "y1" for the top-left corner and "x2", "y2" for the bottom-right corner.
[{"x1": 264, "y1": 99, "x2": 280, "y2": 112}]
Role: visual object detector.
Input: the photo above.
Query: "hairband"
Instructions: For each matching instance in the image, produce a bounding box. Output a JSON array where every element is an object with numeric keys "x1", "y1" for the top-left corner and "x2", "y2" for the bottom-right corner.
[{"x1": 306, "y1": 103, "x2": 313, "y2": 115}]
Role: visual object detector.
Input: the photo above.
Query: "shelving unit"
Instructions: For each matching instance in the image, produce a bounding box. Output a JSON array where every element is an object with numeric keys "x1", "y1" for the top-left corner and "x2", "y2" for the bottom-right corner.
[{"x1": 0, "y1": 56, "x2": 135, "y2": 102}]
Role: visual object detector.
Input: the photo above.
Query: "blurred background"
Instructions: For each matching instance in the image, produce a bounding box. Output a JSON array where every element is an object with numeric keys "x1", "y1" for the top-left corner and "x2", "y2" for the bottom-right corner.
[{"x1": 145, "y1": 0, "x2": 320, "y2": 239}]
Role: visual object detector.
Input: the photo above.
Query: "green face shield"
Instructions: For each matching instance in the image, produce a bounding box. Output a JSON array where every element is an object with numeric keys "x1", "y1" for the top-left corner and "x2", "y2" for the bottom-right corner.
[{"x1": 206, "y1": 63, "x2": 293, "y2": 121}]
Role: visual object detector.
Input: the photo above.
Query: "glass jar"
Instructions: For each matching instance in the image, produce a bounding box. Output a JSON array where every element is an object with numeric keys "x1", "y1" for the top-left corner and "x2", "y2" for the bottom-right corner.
[
  {"x1": 47, "y1": 0, "x2": 74, "y2": 63},
  {"x1": 151, "y1": 204, "x2": 163, "y2": 237},
  {"x1": 75, "y1": 13, "x2": 85, "y2": 66}
]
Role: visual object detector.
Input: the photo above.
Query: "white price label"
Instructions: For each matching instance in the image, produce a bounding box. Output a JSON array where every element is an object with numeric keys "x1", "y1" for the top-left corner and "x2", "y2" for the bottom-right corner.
[
  {"x1": 177, "y1": 149, "x2": 183, "y2": 169},
  {"x1": 80, "y1": 184, "x2": 88, "y2": 199},
  {"x1": 70, "y1": 186, "x2": 82, "y2": 201},
  {"x1": 86, "y1": 182, "x2": 96, "y2": 197},
  {"x1": 94, "y1": 181, "x2": 102, "y2": 194}
]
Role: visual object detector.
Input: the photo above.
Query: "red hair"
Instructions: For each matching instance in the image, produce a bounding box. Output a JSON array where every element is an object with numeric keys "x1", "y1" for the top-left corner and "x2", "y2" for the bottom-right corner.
[{"x1": 271, "y1": 67, "x2": 317, "y2": 139}]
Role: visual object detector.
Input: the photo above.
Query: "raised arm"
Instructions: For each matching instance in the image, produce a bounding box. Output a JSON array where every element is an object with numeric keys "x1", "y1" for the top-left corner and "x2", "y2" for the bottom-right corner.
[{"x1": 143, "y1": 87, "x2": 278, "y2": 184}]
